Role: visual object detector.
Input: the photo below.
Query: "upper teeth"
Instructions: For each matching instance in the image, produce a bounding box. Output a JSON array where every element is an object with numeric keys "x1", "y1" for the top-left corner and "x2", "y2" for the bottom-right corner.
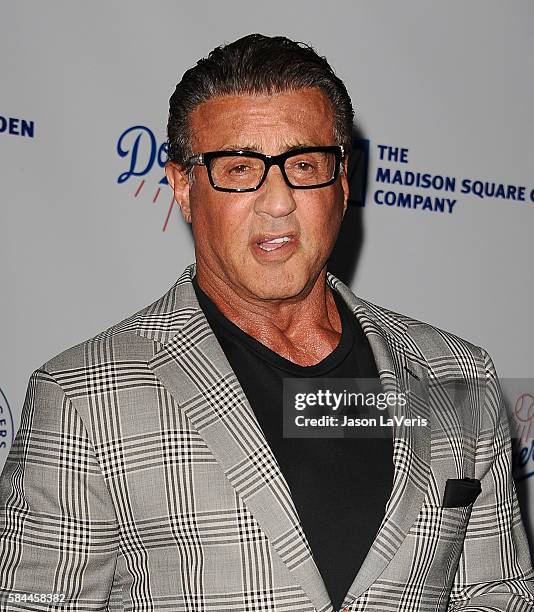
[{"x1": 264, "y1": 236, "x2": 290, "y2": 243}]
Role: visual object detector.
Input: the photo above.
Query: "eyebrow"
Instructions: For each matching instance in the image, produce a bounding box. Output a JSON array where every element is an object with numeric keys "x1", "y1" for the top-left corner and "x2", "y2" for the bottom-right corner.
[
  {"x1": 219, "y1": 144, "x2": 262, "y2": 153},
  {"x1": 218, "y1": 141, "x2": 322, "y2": 154}
]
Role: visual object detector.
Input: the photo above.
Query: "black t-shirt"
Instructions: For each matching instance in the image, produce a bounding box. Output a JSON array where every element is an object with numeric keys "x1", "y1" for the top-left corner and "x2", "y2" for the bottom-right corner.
[{"x1": 192, "y1": 277, "x2": 394, "y2": 609}]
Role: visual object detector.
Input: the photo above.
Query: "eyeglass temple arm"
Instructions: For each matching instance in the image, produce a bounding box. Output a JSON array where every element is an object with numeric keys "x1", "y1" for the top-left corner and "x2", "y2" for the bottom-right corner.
[{"x1": 187, "y1": 153, "x2": 205, "y2": 166}]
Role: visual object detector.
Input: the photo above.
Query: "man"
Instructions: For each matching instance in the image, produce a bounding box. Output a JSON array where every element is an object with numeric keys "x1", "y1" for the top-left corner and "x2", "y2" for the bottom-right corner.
[{"x1": 1, "y1": 34, "x2": 533, "y2": 612}]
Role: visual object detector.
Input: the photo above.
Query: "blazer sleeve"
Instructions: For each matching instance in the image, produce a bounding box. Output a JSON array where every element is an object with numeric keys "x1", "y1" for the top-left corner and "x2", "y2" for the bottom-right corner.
[
  {"x1": 447, "y1": 348, "x2": 534, "y2": 611},
  {"x1": 0, "y1": 369, "x2": 120, "y2": 611}
]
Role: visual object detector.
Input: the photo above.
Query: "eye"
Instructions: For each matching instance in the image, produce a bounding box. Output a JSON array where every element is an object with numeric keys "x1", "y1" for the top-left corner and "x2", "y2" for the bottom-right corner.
[
  {"x1": 296, "y1": 161, "x2": 315, "y2": 172},
  {"x1": 290, "y1": 159, "x2": 317, "y2": 174},
  {"x1": 228, "y1": 164, "x2": 251, "y2": 175}
]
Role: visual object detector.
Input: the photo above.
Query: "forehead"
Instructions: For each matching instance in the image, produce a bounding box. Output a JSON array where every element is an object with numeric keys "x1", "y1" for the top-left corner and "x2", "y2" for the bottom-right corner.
[{"x1": 188, "y1": 88, "x2": 336, "y2": 153}]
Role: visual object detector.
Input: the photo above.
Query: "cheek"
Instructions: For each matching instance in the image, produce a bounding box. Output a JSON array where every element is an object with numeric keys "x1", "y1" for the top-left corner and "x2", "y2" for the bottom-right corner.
[
  {"x1": 299, "y1": 196, "x2": 342, "y2": 246},
  {"x1": 193, "y1": 192, "x2": 248, "y2": 239}
]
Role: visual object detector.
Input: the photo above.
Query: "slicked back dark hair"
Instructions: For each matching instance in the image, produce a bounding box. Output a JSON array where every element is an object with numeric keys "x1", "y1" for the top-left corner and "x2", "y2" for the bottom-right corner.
[{"x1": 166, "y1": 33, "x2": 354, "y2": 166}]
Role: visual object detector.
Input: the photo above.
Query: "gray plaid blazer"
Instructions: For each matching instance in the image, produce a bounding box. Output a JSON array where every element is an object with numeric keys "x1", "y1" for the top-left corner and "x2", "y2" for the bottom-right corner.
[{"x1": 1, "y1": 262, "x2": 533, "y2": 611}]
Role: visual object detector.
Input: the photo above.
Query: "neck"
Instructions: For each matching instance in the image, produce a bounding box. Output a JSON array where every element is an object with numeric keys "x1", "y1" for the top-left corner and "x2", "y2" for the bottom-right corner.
[{"x1": 194, "y1": 263, "x2": 342, "y2": 366}]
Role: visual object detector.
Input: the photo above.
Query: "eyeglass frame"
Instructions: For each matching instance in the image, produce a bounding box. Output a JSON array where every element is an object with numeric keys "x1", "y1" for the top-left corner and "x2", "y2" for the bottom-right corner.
[{"x1": 185, "y1": 145, "x2": 345, "y2": 193}]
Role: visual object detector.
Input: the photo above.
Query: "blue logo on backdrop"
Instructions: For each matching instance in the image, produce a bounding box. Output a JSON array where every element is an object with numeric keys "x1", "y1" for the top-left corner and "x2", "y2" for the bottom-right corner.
[
  {"x1": 116, "y1": 125, "x2": 179, "y2": 231},
  {"x1": 116, "y1": 125, "x2": 168, "y2": 185},
  {"x1": 0, "y1": 114, "x2": 35, "y2": 138}
]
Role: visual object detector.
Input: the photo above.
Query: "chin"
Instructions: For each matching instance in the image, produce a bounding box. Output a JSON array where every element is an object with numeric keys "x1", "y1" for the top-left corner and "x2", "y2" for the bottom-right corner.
[{"x1": 243, "y1": 267, "x2": 311, "y2": 301}]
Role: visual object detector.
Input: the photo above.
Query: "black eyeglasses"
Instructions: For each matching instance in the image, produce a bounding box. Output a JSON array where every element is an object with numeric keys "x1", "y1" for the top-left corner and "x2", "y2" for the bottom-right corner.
[{"x1": 186, "y1": 145, "x2": 345, "y2": 192}]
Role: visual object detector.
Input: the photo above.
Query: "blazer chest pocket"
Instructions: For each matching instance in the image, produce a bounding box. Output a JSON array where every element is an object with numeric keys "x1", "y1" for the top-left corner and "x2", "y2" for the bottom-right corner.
[{"x1": 442, "y1": 477, "x2": 481, "y2": 508}]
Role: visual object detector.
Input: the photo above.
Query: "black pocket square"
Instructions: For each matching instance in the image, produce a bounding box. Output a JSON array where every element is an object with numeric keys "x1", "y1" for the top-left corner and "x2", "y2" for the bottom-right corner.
[{"x1": 442, "y1": 477, "x2": 482, "y2": 508}]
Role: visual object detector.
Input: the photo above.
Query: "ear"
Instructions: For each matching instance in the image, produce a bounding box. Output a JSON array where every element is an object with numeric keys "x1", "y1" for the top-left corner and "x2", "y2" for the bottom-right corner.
[{"x1": 165, "y1": 161, "x2": 192, "y2": 223}]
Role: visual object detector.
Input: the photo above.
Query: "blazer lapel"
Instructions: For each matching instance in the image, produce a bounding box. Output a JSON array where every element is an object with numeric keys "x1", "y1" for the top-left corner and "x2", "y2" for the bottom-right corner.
[
  {"x1": 139, "y1": 263, "x2": 431, "y2": 612},
  {"x1": 328, "y1": 274, "x2": 431, "y2": 608}
]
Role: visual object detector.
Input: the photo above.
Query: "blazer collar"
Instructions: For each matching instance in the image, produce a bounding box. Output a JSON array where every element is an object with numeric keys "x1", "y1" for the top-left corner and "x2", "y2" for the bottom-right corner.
[{"x1": 140, "y1": 263, "x2": 430, "y2": 612}]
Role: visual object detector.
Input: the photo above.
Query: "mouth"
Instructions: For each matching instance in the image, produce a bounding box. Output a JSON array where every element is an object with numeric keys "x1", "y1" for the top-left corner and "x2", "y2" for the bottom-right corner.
[{"x1": 250, "y1": 232, "x2": 300, "y2": 261}]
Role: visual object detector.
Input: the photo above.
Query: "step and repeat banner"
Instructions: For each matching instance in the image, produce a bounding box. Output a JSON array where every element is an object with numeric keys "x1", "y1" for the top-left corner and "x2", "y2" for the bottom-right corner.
[{"x1": 2, "y1": 1, "x2": 533, "y2": 552}]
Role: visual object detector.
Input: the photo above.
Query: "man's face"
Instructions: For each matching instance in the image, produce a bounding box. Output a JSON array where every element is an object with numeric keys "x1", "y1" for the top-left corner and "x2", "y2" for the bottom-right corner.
[{"x1": 165, "y1": 88, "x2": 349, "y2": 301}]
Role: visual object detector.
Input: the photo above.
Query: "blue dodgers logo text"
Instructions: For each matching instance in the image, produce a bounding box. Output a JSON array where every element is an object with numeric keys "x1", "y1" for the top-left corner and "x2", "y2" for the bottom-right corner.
[
  {"x1": 116, "y1": 125, "x2": 184, "y2": 231},
  {"x1": 116, "y1": 125, "x2": 168, "y2": 185}
]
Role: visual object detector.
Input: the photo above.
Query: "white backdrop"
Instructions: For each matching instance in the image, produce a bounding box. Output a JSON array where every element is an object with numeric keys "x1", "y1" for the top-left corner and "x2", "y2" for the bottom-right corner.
[{"x1": 2, "y1": 0, "x2": 533, "y2": 549}]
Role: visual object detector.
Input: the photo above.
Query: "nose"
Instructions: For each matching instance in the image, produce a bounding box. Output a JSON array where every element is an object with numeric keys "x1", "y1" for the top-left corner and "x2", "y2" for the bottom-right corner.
[{"x1": 253, "y1": 164, "x2": 297, "y2": 218}]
